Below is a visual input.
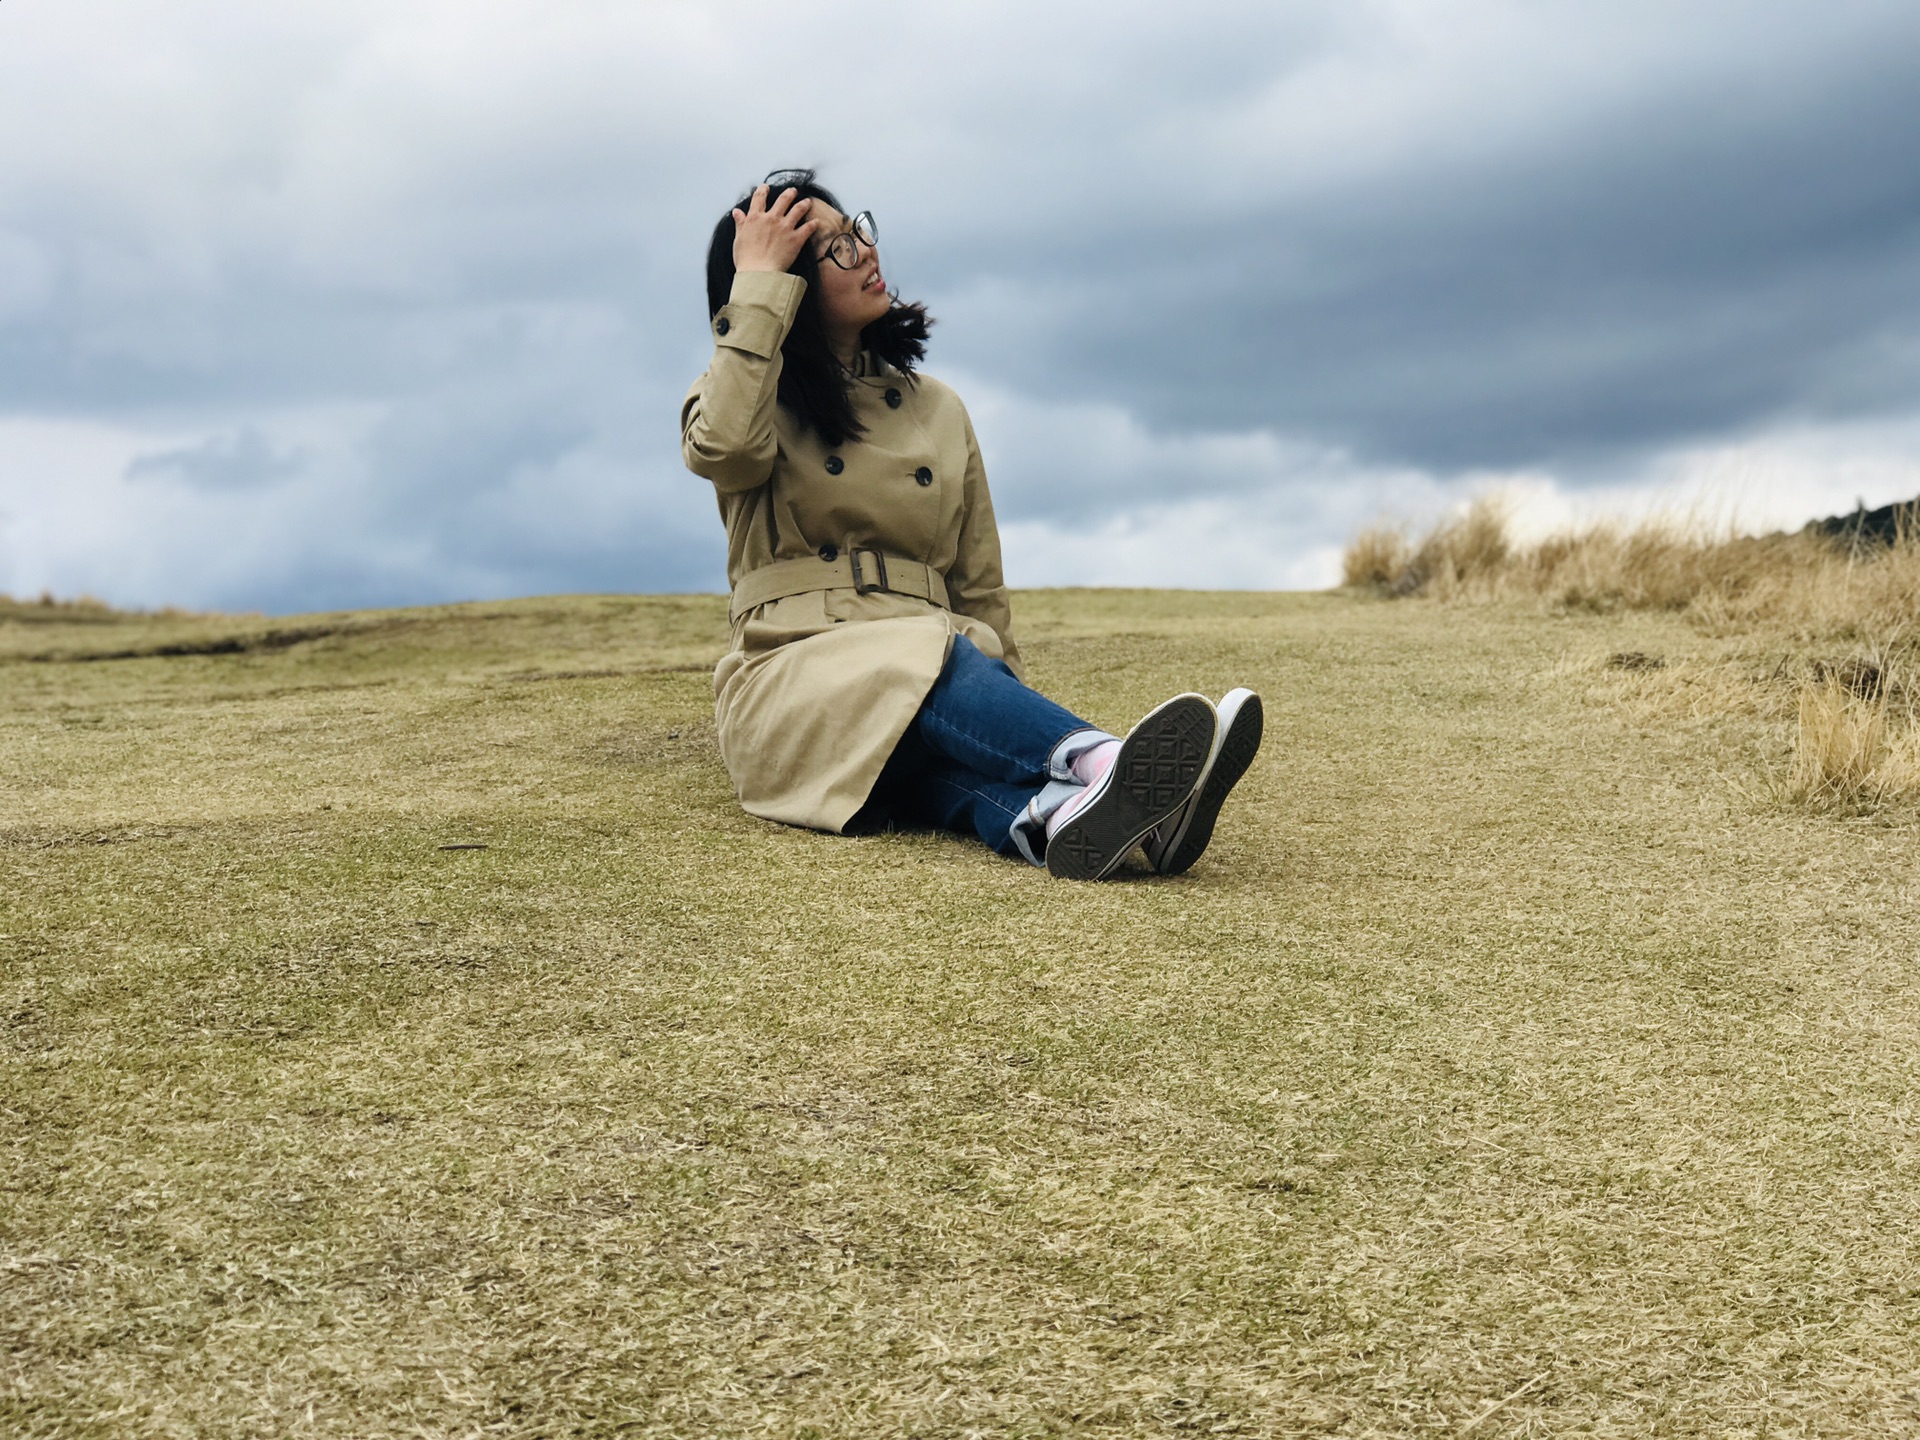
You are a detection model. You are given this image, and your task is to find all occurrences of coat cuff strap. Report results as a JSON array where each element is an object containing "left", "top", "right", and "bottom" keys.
[{"left": 713, "top": 271, "right": 806, "bottom": 359}]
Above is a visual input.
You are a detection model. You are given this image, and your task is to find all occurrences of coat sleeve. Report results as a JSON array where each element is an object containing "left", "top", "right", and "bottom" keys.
[
  {"left": 681, "top": 270, "right": 806, "bottom": 494},
  {"left": 949, "top": 407, "right": 1025, "bottom": 681}
]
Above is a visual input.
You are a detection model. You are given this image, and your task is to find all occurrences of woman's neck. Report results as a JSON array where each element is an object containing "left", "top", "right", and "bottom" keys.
[{"left": 827, "top": 324, "right": 862, "bottom": 371}]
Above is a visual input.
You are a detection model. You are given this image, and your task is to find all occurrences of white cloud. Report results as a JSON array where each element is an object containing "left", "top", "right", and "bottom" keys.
[
  {"left": 988, "top": 405, "right": 1920, "bottom": 591},
  {"left": 1509, "top": 419, "right": 1920, "bottom": 541},
  {"left": 0, "top": 405, "right": 724, "bottom": 611}
]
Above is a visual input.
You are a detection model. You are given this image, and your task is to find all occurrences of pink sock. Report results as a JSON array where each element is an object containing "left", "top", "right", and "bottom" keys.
[
  {"left": 1047, "top": 739, "right": 1122, "bottom": 841},
  {"left": 1069, "top": 739, "right": 1120, "bottom": 787}
]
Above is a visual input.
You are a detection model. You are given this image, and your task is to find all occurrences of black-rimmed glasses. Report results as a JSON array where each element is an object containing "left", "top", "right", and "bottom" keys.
[{"left": 818, "top": 211, "right": 878, "bottom": 270}]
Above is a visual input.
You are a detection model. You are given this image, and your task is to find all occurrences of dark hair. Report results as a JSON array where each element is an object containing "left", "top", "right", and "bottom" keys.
[{"left": 705, "top": 168, "right": 933, "bottom": 448}]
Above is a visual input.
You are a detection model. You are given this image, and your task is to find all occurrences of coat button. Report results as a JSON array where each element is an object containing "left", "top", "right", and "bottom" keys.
[
  {"left": 818, "top": 543, "right": 838, "bottom": 562},
  {"left": 885, "top": 387, "right": 902, "bottom": 409},
  {"left": 825, "top": 455, "right": 844, "bottom": 475},
  {"left": 914, "top": 466, "right": 933, "bottom": 487},
  {"left": 715, "top": 317, "right": 730, "bottom": 336}
]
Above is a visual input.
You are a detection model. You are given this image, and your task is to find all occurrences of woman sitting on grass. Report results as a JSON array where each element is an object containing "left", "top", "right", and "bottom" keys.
[{"left": 681, "top": 169, "right": 1262, "bottom": 879}]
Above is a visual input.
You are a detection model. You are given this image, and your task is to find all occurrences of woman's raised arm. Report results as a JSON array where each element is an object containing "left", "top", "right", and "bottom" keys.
[
  {"left": 681, "top": 269, "right": 805, "bottom": 493},
  {"left": 681, "top": 185, "right": 819, "bottom": 493}
]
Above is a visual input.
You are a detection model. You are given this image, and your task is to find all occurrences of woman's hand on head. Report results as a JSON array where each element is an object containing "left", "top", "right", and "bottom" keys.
[{"left": 732, "top": 184, "right": 817, "bottom": 275}]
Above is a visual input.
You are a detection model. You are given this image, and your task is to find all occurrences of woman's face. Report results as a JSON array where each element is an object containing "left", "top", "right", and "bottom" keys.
[{"left": 808, "top": 204, "right": 891, "bottom": 339}]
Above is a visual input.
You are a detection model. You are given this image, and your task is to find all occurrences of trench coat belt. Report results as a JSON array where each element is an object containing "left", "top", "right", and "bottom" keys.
[{"left": 728, "top": 549, "right": 952, "bottom": 622}]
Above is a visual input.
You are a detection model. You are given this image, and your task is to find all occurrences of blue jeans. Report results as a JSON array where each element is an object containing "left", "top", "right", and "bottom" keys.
[{"left": 861, "top": 635, "right": 1100, "bottom": 859}]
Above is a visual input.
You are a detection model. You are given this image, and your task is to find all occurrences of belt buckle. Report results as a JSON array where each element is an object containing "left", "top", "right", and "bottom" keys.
[{"left": 849, "top": 548, "right": 889, "bottom": 596}]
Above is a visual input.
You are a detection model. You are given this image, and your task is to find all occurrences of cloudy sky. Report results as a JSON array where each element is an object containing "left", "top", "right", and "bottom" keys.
[{"left": 4, "top": 0, "right": 1919, "bottom": 611}]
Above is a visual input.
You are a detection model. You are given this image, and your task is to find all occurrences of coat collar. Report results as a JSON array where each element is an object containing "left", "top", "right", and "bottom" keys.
[{"left": 849, "top": 351, "right": 903, "bottom": 383}]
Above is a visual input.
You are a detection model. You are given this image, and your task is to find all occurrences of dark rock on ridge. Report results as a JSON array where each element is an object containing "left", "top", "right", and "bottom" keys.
[{"left": 1807, "top": 496, "right": 1919, "bottom": 548}]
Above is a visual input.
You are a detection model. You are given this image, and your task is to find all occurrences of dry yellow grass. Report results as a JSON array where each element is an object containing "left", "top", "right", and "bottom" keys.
[
  {"left": 1789, "top": 673, "right": 1920, "bottom": 808},
  {"left": 1347, "top": 499, "right": 1920, "bottom": 806},
  {"left": 1337, "top": 526, "right": 1410, "bottom": 589},
  {"left": 0, "top": 593, "right": 205, "bottom": 625},
  {"left": 0, "top": 592, "right": 119, "bottom": 619},
  {"left": 1791, "top": 681, "right": 1885, "bottom": 803},
  {"left": 1345, "top": 497, "right": 1920, "bottom": 638},
  {"left": 7, "top": 591, "right": 1920, "bottom": 1436}
]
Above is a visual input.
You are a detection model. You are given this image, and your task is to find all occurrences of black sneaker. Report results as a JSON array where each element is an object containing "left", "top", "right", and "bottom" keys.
[
  {"left": 1143, "top": 688, "right": 1262, "bottom": 876},
  {"left": 1045, "top": 693, "right": 1216, "bottom": 881}
]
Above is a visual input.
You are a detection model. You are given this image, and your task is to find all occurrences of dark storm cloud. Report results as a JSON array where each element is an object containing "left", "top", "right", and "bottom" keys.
[
  {"left": 921, "top": 19, "right": 1920, "bottom": 477},
  {"left": 126, "top": 426, "right": 305, "bottom": 491}
]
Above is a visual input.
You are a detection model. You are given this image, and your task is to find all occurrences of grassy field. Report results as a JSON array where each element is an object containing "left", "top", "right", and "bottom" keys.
[{"left": 4, "top": 589, "right": 1918, "bottom": 1437}]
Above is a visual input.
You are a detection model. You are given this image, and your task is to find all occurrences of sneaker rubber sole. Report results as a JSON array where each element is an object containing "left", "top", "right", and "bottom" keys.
[
  {"left": 1145, "top": 688, "right": 1263, "bottom": 876},
  {"left": 1046, "top": 694, "right": 1216, "bottom": 881}
]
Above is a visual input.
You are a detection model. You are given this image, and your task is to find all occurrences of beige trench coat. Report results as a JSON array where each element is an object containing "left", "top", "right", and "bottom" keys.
[{"left": 681, "top": 269, "right": 1025, "bottom": 833}]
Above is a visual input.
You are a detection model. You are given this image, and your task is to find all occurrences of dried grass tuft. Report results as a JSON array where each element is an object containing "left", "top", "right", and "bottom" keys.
[
  {"left": 0, "top": 590, "right": 119, "bottom": 615},
  {"left": 1789, "top": 672, "right": 1920, "bottom": 806},
  {"left": 1401, "top": 495, "right": 1514, "bottom": 599},
  {"left": 1790, "top": 681, "right": 1887, "bottom": 805},
  {"left": 1348, "top": 498, "right": 1920, "bottom": 809},
  {"left": 1344, "top": 496, "right": 1920, "bottom": 643},
  {"left": 1340, "top": 525, "right": 1412, "bottom": 588},
  {"left": 0, "top": 591, "right": 207, "bottom": 626}
]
